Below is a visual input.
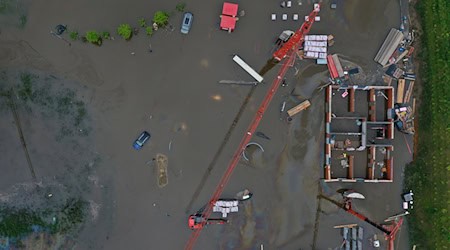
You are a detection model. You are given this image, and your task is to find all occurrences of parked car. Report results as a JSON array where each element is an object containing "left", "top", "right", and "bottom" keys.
[
  {"left": 181, "top": 12, "right": 193, "bottom": 34},
  {"left": 133, "top": 131, "right": 151, "bottom": 150}
]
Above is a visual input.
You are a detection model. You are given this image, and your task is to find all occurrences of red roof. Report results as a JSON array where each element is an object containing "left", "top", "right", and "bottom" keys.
[
  {"left": 222, "top": 2, "right": 238, "bottom": 17},
  {"left": 220, "top": 15, "right": 237, "bottom": 30}
]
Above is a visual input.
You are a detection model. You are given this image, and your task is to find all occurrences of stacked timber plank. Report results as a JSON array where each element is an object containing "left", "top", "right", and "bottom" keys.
[
  {"left": 287, "top": 100, "right": 311, "bottom": 117},
  {"left": 396, "top": 79, "right": 406, "bottom": 103},
  {"left": 404, "top": 81, "right": 414, "bottom": 103}
]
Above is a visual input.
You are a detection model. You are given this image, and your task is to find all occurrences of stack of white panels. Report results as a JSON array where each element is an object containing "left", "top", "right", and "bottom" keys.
[
  {"left": 305, "top": 41, "right": 327, "bottom": 47},
  {"left": 304, "top": 35, "right": 329, "bottom": 59},
  {"left": 305, "top": 35, "right": 328, "bottom": 41},
  {"left": 304, "top": 46, "right": 327, "bottom": 52}
]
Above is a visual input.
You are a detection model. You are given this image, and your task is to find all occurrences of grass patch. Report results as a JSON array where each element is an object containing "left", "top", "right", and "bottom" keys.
[
  {"left": 0, "top": 0, "right": 14, "bottom": 14},
  {"left": 404, "top": 0, "right": 450, "bottom": 249},
  {"left": 17, "top": 73, "right": 34, "bottom": 101},
  {"left": 18, "top": 14, "right": 26, "bottom": 28},
  {"left": 69, "top": 31, "right": 79, "bottom": 41},
  {"left": 15, "top": 72, "right": 90, "bottom": 138},
  {"left": 176, "top": 2, "right": 186, "bottom": 12},
  {"left": 51, "top": 198, "right": 86, "bottom": 234},
  {"left": 0, "top": 209, "right": 46, "bottom": 238},
  {"left": 0, "top": 198, "right": 87, "bottom": 238}
]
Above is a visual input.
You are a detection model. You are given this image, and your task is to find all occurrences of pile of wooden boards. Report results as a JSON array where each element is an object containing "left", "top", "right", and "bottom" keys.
[
  {"left": 287, "top": 100, "right": 311, "bottom": 117},
  {"left": 396, "top": 78, "right": 415, "bottom": 104}
]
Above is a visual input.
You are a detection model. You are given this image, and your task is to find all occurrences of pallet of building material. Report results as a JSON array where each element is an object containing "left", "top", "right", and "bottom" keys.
[
  {"left": 396, "top": 78, "right": 405, "bottom": 103},
  {"left": 156, "top": 153, "right": 168, "bottom": 188},
  {"left": 358, "top": 227, "right": 363, "bottom": 241},
  {"left": 334, "top": 223, "right": 358, "bottom": 229},
  {"left": 393, "top": 68, "right": 405, "bottom": 79},
  {"left": 287, "top": 100, "right": 311, "bottom": 117},
  {"left": 383, "top": 74, "right": 393, "bottom": 86},
  {"left": 404, "top": 81, "right": 414, "bottom": 103}
]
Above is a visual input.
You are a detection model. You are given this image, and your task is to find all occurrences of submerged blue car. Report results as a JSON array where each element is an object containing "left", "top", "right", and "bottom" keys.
[{"left": 133, "top": 131, "right": 151, "bottom": 150}]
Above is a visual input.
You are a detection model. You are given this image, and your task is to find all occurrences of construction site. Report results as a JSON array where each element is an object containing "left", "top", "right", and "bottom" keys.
[{"left": 0, "top": 0, "right": 420, "bottom": 249}]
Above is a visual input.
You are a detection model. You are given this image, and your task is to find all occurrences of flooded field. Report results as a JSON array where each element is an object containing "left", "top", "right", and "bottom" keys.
[{"left": 0, "top": 0, "right": 412, "bottom": 249}]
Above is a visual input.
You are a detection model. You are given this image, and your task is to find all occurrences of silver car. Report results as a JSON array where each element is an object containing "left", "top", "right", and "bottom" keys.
[{"left": 181, "top": 12, "right": 193, "bottom": 34}]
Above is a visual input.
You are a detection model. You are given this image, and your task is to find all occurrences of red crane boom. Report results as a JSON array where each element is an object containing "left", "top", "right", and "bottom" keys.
[
  {"left": 320, "top": 194, "right": 404, "bottom": 250},
  {"left": 184, "top": 7, "right": 320, "bottom": 250}
]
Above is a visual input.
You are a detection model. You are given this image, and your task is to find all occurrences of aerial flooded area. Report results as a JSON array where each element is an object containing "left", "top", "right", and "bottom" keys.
[{"left": 1, "top": 0, "right": 416, "bottom": 249}]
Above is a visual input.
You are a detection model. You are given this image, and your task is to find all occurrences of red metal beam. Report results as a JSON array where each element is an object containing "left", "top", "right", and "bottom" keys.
[
  {"left": 185, "top": 7, "right": 320, "bottom": 250},
  {"left": 327, "top": 54, "right": 339, "bottom": 79},
  {"left": 185, "top": 52, "right": 296, "bottom": 250}
]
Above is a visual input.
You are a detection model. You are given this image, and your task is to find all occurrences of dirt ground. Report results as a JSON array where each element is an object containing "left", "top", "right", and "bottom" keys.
[{"left": 0, "top": 0, "right": 414, "bottom": 249}]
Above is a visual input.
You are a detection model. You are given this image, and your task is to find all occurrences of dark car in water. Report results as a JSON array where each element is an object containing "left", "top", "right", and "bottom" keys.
[{"left": 133, "top": 131, "right": 151, "bottom": 150}]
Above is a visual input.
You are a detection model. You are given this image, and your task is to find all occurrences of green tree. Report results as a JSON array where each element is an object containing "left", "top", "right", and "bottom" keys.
[
  {"left": 176, "top": 2, "right": 186, "bottom": 12},
  {"left": 153, "top": 11, "right": 169, "bottom": 27},
  {"left": 70, "top": 31, "right": 79, "bottom": 41},
  {"left": 85, "top": 31, "right": 101, "bottom": 45},
  {"left": 146, "top": 26, "right": 153, "bottom": 36},
  {"left": 101, "top": 31, "right": 110, "bottom": 40},
  {"left": 138, "top": 18, "right": 147, "bottom": 28},
  {"left": 117, "top": 24, "right": 132, "bottom": 40}
]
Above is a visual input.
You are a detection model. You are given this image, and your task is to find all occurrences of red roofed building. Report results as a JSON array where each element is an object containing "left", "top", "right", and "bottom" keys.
[{"left": 220, "top": 2, "right": 239, "bottom": 32}]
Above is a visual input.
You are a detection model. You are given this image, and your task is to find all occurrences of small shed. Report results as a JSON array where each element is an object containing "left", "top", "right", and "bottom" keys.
[
  {"left": 220, "top": 2, "right": 239, "bottom": 32},
  {"left": 222, "top": 2, "right": 238, "bottom": 17},
  {"left": 220, "top": 15, "right": 237, "bottom": 32}
]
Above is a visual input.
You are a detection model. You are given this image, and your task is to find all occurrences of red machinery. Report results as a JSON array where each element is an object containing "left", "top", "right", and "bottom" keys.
[
  {"left": 273, "top": 9, "right": 319, "bottom": 61},
  {"left": 184, "top": 6, "right": 320, "bottom": 250},
  {"left": 188, "top": 214, "right": 228, "bottom": 229},
  {"left": 321, "top": 194, "right": 404, "bottom": 250}
]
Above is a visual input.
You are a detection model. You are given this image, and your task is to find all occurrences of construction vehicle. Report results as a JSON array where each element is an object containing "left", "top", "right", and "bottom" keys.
[
  {"left": 188, "top": 214, "right": 228, "bottom": 229},
  {"left": 184, "top": 6, "right": 320, "bottom": 250},
  {"left": 188, "top": 190, "right": 253, "bottom": 229},
  {"left": 275, "top": 30, "right": 295, "bottom": 46},
  {"left": 320, "top": 192, "right": 404, "bottom": 250}
]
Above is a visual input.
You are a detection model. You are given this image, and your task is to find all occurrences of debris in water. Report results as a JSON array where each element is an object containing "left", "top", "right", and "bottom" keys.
[
  {"left": 211, "top": 94, "right": 222, "bottom": 101},
  {"left": 280, "top": 101, "right": 286, "bottom": 112},
  {"left": 156, "top": 153, "right": 168, "bottom": 188},
  {"left": 256, "top": 132, "right": 271, "bottom": 140}
]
